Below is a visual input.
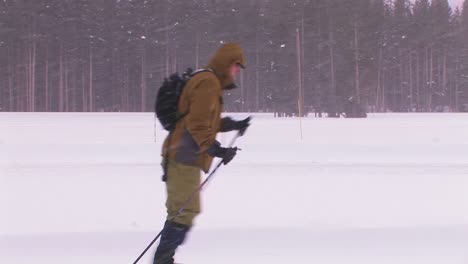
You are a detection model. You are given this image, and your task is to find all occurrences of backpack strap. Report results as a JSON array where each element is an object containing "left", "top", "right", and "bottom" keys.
[
  {"left": 190, "top": 68, "right": 214, "bottom": 77},
  {"left": 177, "top": 68, "right": 214, "bottom": 121}
]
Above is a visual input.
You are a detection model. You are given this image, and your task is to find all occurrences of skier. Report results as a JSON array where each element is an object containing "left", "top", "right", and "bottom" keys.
[{"left": 153, "top": 43, "right": 251, "bottom": 264}]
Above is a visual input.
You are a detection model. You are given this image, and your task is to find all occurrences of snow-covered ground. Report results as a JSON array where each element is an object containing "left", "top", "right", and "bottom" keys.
[{"left": 1, "top": 113, "right": 468, "bottom": 264}]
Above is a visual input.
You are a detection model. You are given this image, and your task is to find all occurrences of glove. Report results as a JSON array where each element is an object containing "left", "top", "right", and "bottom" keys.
[
  {"left": 207, "top": 141, "right": 238, "bottom": 165},
  {"left": 220, "top": 116, "right": 251, "bottom": 136},
  {"left": 236, "top": 116, "right": 251, "bottom": 136}
]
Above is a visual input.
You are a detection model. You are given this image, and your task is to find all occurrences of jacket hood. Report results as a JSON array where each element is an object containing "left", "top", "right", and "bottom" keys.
[{"left": 206, "top": 43, "right": 246, "bottom": 90}]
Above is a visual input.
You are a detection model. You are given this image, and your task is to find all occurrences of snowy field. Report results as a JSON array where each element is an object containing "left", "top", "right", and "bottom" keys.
[{"left": 1, "top": 112, "right": 468, "bottom": 264}]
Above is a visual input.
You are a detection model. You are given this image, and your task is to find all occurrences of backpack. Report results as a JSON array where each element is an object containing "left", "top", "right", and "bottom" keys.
[{"left": 154, "top": 68, "right": 211, "bottom": 132}]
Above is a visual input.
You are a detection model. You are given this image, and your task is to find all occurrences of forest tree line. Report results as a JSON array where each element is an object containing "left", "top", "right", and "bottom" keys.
[{"left": 1, "top": 0, "right": 468, "bottom": 113}]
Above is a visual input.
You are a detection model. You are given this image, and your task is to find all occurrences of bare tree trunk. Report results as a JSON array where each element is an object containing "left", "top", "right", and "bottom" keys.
[
  {"left": 72, "top": 62, "right": 76, "bottom": 112},
  {"left": 437, "top": 52, "right": 440, "bottom": 91},
  {"left": 399, "top": 49, "right": 404, "bottom": 111},
  {"left": 173, "top": 45, "right": 177, "bottom": 73},
  {"left": 240, "top": 67, "right": 244, "bottom": 112},
  {"left": 301, "top": 13, "right": 305, "bottom": 112},
  {"left": 8, "top": 58, "right": 14, "bottom": 111},
  {"left": 15, "top": 49, "right": 20, "bottom": 111},
  {"left": 89, "top": 45, "right": 93, "bottom": 112},
  {"left": 125, "top": 66, "right": 130, "bottom": 111},
  {"left": 409, "top": 51, "right": 413, "bottom": 112},
  {"left": 29, "top": 39, "right": 33, "bottom": 111},
  {"left": 6, "top": 47, "right": 10, "bottom": 110},
  {"left": 117, "top": 60, "right": 122, "bottom": 112},
  {"left": 65, "top": 53, "right": 69, "bottom": 112},
  {"left": 416, "top": 51, "right": 420, "bottom": 111},
  {"left": 195, "top": 31, "right": 200, "bottom": 69},
  {"left": 21, "top": 44, "right": 26, "bottom": 111},
  {"left": 120, "top": 64, "right": 125, "bottom": 112},
  {"left": 354, "top": 14, "right": 360, "bottom": 103},
  {"left": 21, "top": 49, "right": 25, "bottom": 111},
  {"left": 6, "top": 47, "right": 11, "bottom": 110},
  {"left": 165, "top": 20, "right": 169, "bottom": 77},
  {"left": 31, "top": 36, "right": 36, "bottom": 112},
  {"left": 382, "top": 69, "right": 386, "bottom": 112},
  {"left": 111, "top": 46, "right": 117, "bottom": 111},
  {"left": 296, "top": 27, "right": 303, "bottom": 117},
  {"left": 255, "top": 33, "right": 260, "bottom": 111},
  {"left": 82, "top": 66, "right": 87, "bottom": 112},
  {"left": 428, "top": 46, "right": 433, "bottom": 111},
  {"left": 14, "top": 47, "right": 19, "bottom": 111},
  {"left": 45, "top": 46, "right": 49, "bottom": 111},
  {"left": 423, "top": 46, "right": 428, "bottom": 111},
  {"left": 329, "top": 13, "right": 336, "bottom": 110},
  {"left": 1, "top": 75, "right": 3, "bottom": 109},
  {"left": 315, "top": 8, "right": 323, "bottom": 116},
  {"left": 121, "top": 65, "right": 126, "bottom": 112},
  {"left": 140, "top": 51, "right": 146, "bottom": 112},
  {"left": 455, "top": 55, "right": 459, "bottom": 111},
  {"left": 376, "top": 47, "right": 382, "bottom": 111},
  {"left": 442, "top": 49, "right": 447, "bottom": 110},
  {"left": 26, "top": 40, "right": 30, "bottom": 111},
  {"left": 0, "top": 68, "right": 3, "bottom": 108},
  {"left": 59, "top": 42, "right": 64, "bottom": 112}
]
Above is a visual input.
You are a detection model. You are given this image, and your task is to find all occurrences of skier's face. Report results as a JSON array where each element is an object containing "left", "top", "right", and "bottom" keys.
[{"left": 228, "top": 63, "right": 242, "bottom": 79}]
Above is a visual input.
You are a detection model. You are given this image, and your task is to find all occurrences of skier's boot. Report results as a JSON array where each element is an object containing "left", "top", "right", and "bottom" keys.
[{"left": 153, "top": 221, "right": 190, "bottom": 264}]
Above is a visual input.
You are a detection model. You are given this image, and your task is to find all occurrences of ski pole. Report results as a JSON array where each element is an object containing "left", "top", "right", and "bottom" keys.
[{"left": 132, "top": 132, "right": 241, "bottom": 264}]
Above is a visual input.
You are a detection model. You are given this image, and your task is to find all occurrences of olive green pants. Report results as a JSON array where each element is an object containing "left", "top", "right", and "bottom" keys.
[{"left": 165, "top": 159, "right": 201, "bottom": 226}]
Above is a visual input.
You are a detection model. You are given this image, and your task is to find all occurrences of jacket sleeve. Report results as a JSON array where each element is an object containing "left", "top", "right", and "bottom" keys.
[
  {"left": 185, "top": 78, "right": 219, "bottom": 152},
  {"left": 219, "top": 117, "right": 237, "bottom": 132}
]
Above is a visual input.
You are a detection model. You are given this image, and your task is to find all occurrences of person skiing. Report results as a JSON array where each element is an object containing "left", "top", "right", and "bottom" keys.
[{"left": 153, "top": 43, "right": 251, "bottom": 264}]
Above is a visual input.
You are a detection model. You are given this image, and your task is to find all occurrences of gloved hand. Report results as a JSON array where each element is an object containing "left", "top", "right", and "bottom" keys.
[
  {"left": 220, "top": 116, "right": 251, "bottom": 136},
  {"left": 207, "top": 141, "right": 238, "bottom": 165},
  {"left": 236, "top": 116, "right": 251, "bottom": 136}
]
